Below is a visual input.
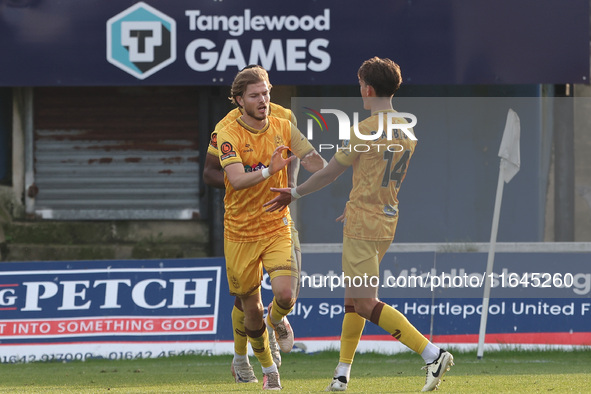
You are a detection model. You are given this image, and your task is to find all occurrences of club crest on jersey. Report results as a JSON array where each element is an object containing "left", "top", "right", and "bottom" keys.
[
  {"left": 220, "top": 141, "right": 236, "bottom": 160},
  {"left": 383, "top": 204, "right": 398, "bottom": 217},
  {"left": 274, "top": 135, "right": 283, "bottom": 146},
  {"left": 339, "top": 139, "right": 351, "bottom": 156}
]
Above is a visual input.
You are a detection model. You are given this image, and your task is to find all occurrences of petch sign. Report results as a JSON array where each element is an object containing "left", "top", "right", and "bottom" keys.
[{"left": 0, "top": 259, "right": 221, "bottom": 362}]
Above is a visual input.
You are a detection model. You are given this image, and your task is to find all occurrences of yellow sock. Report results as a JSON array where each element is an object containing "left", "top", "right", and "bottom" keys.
[
  {"left": 269, "top": 298, "right": 293, "bottom": 326},
  {"left": 370, "top": 302, "right": 428, "bottom": 354},
  {"left": 246, "top": 323, "right": 273, "bottom": 368},
  {"left": 232, "top": 304, "right": 248, "bottom": 356},
  {"left": 339, "top": 306, "right": 365, "bottom": 364}
]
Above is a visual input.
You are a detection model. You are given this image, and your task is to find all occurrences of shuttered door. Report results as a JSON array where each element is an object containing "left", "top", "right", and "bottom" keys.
[{"left": 33, "top": 86, "right": 200, "bottom": 220}]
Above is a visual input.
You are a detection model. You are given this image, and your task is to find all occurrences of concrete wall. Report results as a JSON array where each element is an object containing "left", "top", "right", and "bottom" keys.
[
  {"left": 574, "top": 85, "right": 591, "bottom": 241},
  {"left": 544, "top": 85, "right": 591, "bottom": 242}
]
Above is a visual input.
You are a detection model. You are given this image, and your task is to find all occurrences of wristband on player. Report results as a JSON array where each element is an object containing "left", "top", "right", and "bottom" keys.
[
  {"left": 291, "top": 187, "right": 302, "bottom": 200},
  {"left": 261, "top": 167, "right": 271, "bottom": 179}
]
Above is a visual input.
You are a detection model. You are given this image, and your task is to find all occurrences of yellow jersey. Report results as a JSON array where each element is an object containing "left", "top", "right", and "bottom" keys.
[
  {"left": 207, "top": 103, "right": 295, "bottom": 156},
  {"left": 217, "top": 116, "right": 313, "bottom": 242},
  {"left": 334, "top": 110, "right": 417, "bottom": 241}
]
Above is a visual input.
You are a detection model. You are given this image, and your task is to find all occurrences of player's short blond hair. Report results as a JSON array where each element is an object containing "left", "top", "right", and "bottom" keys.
[
  {"left": 229, "top": 65, "right": 273, "bottom": 107},
  {"left": 358, "top": 57, "right": 402, "bottom": 97}
]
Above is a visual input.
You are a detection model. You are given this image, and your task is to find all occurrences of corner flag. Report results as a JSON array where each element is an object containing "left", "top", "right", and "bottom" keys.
[
  {"left": 477, "top": 109, "right": 521, "bottom": 359},
  {"left": 498, "top": 109, "right": 521, "bottom": 183}
]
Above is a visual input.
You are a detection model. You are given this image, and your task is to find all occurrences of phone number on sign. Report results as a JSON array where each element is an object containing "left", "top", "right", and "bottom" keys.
[{"left": 0, "top": 349, "right": 213, "bottom": 364}]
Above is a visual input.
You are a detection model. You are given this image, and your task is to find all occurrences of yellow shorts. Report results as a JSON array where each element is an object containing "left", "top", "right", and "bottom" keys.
[
  {"left": 225, "top": 230, "right": 298, "bottom": 297},
  {"left": 342, "top": 236, "right": 392, "bottom": 279},
  {"left": 290, "top": 226, "right": 302, "bottom": 297},
  {"left": 291, "top": 225, "right": 301, "bottom": 271}
]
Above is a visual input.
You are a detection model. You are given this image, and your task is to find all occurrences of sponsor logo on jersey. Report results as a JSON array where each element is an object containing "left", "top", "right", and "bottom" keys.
[
  {"left": 244, "top": 162, "right": 267, "bottom": 173},
  {"left": 242, "top": 143, "right": 253, "bottom": 153}
]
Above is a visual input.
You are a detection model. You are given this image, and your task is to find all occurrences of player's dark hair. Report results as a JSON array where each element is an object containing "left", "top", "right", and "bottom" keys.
[
  {"left": 358, "top": 57, "right": 402, "bottom": 97},
  {"left": 229, "top": 65, "right": 272, "bottom": 107}
]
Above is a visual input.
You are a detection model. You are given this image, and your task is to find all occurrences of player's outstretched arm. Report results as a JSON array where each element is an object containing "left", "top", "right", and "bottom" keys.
[
  {"left": 287, "top": 151, "right": 300, "bottom": 189},
  {"left": 289, "top": 126, "right": 326, "bottom": 173},
  {"left": 300, "top": 150, "right": 327, "bottom": 173},
  {"left": 264, "top": 188, "right": 296, "bottom": 212},
  {"left": 260, "top": 152, "right": 301, "bottom": 212},
  {"left": 203, "top": 153, "right": 225, "bottom": 189},
  {"left": 264, "top": 151, "right": 301, "bottom": 213},
  {"left": 225, "top": 146, "right": 295, "bottom": 191},
  {"left": 264, "top": 157, "right": 347, "bottom": 212}
]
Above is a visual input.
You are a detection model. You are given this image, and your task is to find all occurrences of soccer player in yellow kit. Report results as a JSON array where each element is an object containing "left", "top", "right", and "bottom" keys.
[
  {"left": 265, "top": 57, "right": 454, "bottom": 392},
  {"left": 203, "top": 101, "right": 303, "bottom": 383},
  {"left": 216, "top": 65, "right": 325, "bottom": 390}
]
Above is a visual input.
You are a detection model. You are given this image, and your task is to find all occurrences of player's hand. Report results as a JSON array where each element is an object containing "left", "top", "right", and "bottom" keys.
[
  {"left": 264, "top": 188, "right": 293, "bottom": 212},
  {"left": 301, "top": 151, "right": 327, "bottom": 173},
  {"left": 269, "top": 146, "right": 296, "bottom": 175},
  {"left": 336, "top": 206, "right": 346, "bottom": 222}
]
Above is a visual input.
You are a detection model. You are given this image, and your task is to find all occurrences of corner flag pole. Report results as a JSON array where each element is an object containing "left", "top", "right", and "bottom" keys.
[
  {"left": 477, "top": 170, "right": 505, "bottom": 359},
  {"left": 477, "top": 109, "right": 520, "bottom": 359}
]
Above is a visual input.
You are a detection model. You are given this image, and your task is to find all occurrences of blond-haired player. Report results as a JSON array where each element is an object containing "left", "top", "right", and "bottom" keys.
[
  {"left": 203, "top": 100, "right": 301, "bottom": 383},
  {"left": 265, "top": 57, "right": 454, "bottom": 392},
  {"left": 216, "top": 65, "right": 325, "bottom": 390}
]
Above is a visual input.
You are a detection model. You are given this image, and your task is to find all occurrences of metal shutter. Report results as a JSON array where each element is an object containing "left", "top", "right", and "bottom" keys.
[{"left": 32, "top": 86, "right": 200, "bottom": 220}]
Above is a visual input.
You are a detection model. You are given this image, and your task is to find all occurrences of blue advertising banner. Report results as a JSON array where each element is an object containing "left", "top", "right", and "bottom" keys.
[
  {"left": 0, "top": 259, "right": 226, "bottom": 362},
  {"left": 0, "top": 260, "right": 222, "bottom": 342},
  {"left": 1, "top": 253, "right": 589, "bottom": 363},
  {"left": 0, "top": 0, "right": 588, "bottom": 86}
]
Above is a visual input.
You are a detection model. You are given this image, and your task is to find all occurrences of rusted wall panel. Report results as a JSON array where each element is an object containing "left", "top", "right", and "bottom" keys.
[{"left": 32, "top": 87, "right": 200, "bottom": 219}]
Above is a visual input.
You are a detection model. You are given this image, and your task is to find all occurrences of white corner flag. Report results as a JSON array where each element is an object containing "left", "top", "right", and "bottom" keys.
[
  {"left": 498, "top": 109, "right": 521, "bottom": 183},
  {"left": 477, "top": 109, "right": 520, "bottom": 359}
]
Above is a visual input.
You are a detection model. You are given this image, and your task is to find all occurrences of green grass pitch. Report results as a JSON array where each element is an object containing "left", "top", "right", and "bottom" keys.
[{"left": 1, "top": 349, "right": 589, "bottom": 392}]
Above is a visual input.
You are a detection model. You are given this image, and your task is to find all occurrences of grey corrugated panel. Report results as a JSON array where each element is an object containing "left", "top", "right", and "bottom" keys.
[
  {"left": 33, "top": 134, "right": 200, "bottom": 219},
  {"left": 37, "top": 188, "right": 199, "bottom": 196},
  {"left": 35, "top": 167, "right": 198, "bottom": 175},
  {"left": 301, "top": 243, "right": 591, "bottom": 253},
  {"left": 35, "top": 199, "right": 199, "bottom": 208},
  {"left": 35, "top": 209, "right": 199, "bottom": 220},
  {"left": 36, "top": 177, "right": 196, "bottom": 185},
  {"left": 33, "top": 86, "right": 201, "bottom": 220}
]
